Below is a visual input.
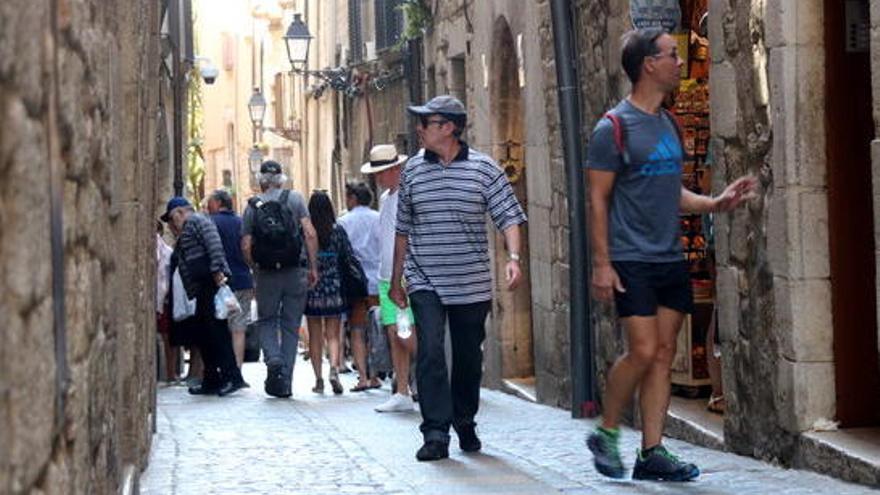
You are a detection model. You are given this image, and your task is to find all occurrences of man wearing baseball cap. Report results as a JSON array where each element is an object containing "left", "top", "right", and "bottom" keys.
[
  {"left": 241, "top": 160, "right": 319, "bottom": 398},
  {"left": 161, "top": 196, "right": 245, "bottom": 396},
  {"left": 389, "top": 96, "right": 528, "bottom": 461}
]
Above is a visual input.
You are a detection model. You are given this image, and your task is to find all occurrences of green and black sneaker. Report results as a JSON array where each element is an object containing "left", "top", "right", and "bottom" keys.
[
  {"left": 586, "top": 427, "right": 625, "bottom": 479},
  {"left": 632, "top": 444, "right": 700, "bottom": 482}
]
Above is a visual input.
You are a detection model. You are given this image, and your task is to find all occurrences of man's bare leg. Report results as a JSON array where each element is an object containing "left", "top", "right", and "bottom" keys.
[
  {"left": 637, "top": 306, "right": 684, "bottom": 448},
  {"left": 600, "top": 316, "right": 660, "bottom": 429}
]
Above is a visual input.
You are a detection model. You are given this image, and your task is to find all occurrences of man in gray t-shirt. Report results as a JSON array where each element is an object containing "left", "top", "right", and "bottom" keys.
[
  {"left": 241, "top": 160, "right": 318, "bottom": 398},
  {"left": 585, "top": 28, "right": 757, "bottom": 482}
]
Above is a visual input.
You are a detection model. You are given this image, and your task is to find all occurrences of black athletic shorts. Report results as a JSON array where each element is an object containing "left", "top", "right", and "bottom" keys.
[{"left": 611, "top": 261, "right": 694, "bottom": 317}]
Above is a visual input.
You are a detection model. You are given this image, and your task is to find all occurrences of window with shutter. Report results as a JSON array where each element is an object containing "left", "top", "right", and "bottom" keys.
[{"left": 375, "top": 0, "right": 404, "bottom": 52}]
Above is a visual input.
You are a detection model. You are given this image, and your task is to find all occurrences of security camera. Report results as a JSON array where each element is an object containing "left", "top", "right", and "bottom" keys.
[{"left": 200, "top": 64, "right": 219, "bottom": 85}]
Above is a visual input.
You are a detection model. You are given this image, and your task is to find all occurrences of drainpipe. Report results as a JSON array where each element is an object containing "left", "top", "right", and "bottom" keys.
[{"left": 549, "top": 0, "right": 597, "bottom": 418}]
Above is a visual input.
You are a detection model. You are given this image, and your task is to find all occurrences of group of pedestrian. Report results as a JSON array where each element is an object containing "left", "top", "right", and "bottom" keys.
[{"left": 153, "top": 26, "right": 759, "bottom": 483}]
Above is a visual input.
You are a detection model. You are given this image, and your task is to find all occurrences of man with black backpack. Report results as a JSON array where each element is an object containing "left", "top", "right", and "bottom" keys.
[{"left": 242, "top": 160, "right": 318, "bottom": 398}]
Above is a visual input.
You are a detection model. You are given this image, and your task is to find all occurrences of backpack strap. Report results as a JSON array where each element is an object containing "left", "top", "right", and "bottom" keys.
[
  {"left": 280, "top": 189, "right": 290, "bottom": 205},
  {"left": 248, "top": 196, "right": 262, "bottom": 209},
  {"left": 604, "top": 112, "right": 631, "bottom": 166},
  {"left": 660, "top": 108, "right": 687, "bottom": 158}
]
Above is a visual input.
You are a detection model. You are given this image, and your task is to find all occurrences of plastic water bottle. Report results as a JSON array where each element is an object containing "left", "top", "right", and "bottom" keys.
[{"left": 396, "top": 311, "right": 412, "bottom": 339}]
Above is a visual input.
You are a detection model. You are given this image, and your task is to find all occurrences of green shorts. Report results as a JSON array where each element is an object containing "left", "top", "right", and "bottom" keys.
[{"left": 378, "top": 280, "right": 415, "bottom": 327}]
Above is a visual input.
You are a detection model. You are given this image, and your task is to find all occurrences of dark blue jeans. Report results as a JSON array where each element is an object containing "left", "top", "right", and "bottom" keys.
[{"left": 409, "top": 290, "right": 491, "bottom": 444}]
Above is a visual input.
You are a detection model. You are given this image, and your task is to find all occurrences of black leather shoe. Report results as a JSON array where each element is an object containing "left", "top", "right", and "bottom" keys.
[
  {"left": 218, "top": 380, "right": 245, "bottom": 397},
  {"left": 188, "top": 384, "right": 219, "bottom": 395},
  {"left": 416, "top": 441, "right": 449, "bottom": 462},
  {"left": 456, "top": 427, "right": 482, "bottom": 453}
]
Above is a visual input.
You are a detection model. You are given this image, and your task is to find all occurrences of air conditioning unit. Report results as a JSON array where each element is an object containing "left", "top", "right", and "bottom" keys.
[{"left": 364, "top": 41, "right": 376, "bottom": 61}]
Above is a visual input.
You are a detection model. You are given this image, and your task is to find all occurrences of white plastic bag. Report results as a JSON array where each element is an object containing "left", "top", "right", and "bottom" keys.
[
  {"left": 249, "top": 298, "right": 258, "bottom": 324},
  {"left": 172, "top": 268, "right": 197, "bottom": 321},
  {"left": 214, "top": 284, "right": 241, "bottom": 320}
]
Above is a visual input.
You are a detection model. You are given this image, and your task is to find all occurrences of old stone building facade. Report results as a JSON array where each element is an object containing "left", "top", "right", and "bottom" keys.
[
  {"left": 228, "top": 0, "right": 879, "bottom": 486},
  {"left": 393, "top": 0, "right": 880, "bottom": 486},
  {"left": 0, "top": 0, "right": 176, "bottom": 492}
]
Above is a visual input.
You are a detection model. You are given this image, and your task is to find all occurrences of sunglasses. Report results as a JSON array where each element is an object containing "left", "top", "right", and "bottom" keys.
[{"left": 418, "top": 115, "right": 449, "bottom": 128}]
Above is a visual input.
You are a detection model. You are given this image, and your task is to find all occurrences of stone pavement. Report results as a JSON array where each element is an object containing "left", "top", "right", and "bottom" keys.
[{"left": 140, "top": 361, "right": 876, "bottom": 494}]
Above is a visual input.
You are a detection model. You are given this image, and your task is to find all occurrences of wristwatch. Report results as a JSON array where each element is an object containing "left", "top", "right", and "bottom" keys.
[{"left": 508, "top": 253, "right": 521, "bottom": 262}]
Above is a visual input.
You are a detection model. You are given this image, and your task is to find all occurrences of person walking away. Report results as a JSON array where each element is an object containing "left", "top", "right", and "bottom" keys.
[
  {"left": 304, "top": 191, "right": 357, "bottom": 395},
  {"left": 338, "top": 182, "right": 382, "bottom": 392},
  {"left": 242, "top": 160, "right": 319, "bottom": 398},
  {"left": 389, "top": 95, "right": 528, "bottom": 461},
  {"left": 361, "top": 144, "right": 417, "bottom": 412},
  {"left": 207, "top": 189, "right": 254, "bottom": 370},
  {"left": 585, "top": 27, "right": 757, "bottom": 482},
  {"left": 161, "top": 196, "right": 245, "bottom": 396}
]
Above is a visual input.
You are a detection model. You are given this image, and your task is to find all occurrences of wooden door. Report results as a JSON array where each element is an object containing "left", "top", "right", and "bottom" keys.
[{"left": 825, "top": 0, "right": 880, "bottom": 427}]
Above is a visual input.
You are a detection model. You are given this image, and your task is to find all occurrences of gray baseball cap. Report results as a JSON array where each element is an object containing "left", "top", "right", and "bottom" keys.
[{"left": 407, "top": 95, "right": 467, "bottom": 116}]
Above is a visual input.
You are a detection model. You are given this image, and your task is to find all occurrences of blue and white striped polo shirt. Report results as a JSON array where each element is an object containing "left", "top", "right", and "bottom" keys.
[{"left": 396, "top": 144, "right": 527, "bottom": 305}]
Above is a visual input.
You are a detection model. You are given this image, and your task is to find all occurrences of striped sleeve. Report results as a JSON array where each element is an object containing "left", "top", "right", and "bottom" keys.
[
  {"left": 396, "top": 165, "right": 413, "bottom": 236},
  {"left": 483, "top": 164, "right": 527, "bottom": 231}
]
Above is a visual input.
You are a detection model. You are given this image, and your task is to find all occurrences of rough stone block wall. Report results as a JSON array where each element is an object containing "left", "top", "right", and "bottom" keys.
[
  {"left": 711, "top": 0, "right": 794, "bottom": 462},
  {"left": 0, "top": 1, "right": 162, "bottom": 493}
]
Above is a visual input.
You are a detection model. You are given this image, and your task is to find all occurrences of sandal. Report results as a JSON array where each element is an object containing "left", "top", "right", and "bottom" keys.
[
  {"left": 350, "top": 383, "right": 371, "bottom": 392},
  {"left": 329, "top": 368, "right": 343, "bottom": 395},
  {"left": 707, "top": 394, "right": 726, "bottom": 414},
  {"left": 312, "top": 378, "right": 324, "bottom": 394}
]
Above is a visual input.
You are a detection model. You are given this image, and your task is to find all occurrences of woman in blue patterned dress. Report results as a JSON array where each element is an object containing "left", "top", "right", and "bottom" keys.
[{"left": 304, "top": 191, "right": 352, "bottom": 395}]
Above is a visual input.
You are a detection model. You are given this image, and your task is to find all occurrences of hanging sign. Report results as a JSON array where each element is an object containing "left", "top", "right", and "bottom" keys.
[{"left": 630, "top": 0, "right": 682, "bottom": 32}]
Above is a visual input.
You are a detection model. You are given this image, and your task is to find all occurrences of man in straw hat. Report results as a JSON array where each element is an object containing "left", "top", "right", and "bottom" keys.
[
  {"left": 389, "top": 96, "right": 528, "bottom": 461},
  {"left": 361, "top": 144, "right": 418, "bottom": 413}
]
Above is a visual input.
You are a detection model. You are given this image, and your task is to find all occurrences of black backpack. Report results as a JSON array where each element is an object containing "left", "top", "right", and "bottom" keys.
[{"left": 248, "top": 190, "right": 302, "bottom": 270}]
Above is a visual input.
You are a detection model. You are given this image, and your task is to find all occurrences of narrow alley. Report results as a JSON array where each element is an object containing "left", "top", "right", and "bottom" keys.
[{"left": 140, "top": 363, "right": 871, "bottom": 495}]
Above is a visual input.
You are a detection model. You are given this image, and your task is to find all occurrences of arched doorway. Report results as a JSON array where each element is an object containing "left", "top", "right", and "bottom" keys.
[{"left": 489, "top": 17, "right": 535, "bottom": 394}]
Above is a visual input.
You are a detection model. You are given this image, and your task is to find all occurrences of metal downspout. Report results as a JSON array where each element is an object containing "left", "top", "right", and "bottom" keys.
[{"left": 549, "top": 0, "right": 597, "bottom": 418}]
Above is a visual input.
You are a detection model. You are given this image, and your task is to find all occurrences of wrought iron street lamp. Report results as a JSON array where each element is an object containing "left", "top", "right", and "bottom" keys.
[
  {"left": 248, "top": 146, "right": 264, "bottom": 174},
  {"left": 283, "top": 14, "right": 311, "bottom": 71},
  {"left": 247, "top": 87, "right": 267, "bottom": 127},
  {"left": 282, "top": 13, "right": 358, "bottom": 98}
]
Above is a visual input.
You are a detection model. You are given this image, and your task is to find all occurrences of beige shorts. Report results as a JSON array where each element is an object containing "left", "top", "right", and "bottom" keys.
[{"left": 228, "top": 288, "right": 254, "bottom": 332}]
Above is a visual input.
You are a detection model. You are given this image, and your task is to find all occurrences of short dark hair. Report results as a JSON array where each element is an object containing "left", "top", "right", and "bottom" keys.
[
  {"left": 345, "top": 181, "right": 373, "bottom": 206},
  {"left": 621, "top": 27, "right": 666, "bottom": 85},
  {"left": 209, "top": 189, "right": 234, "bottom": 210}
]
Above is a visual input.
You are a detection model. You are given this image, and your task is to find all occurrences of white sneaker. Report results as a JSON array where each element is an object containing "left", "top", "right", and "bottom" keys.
[{"left": 375, "top": 393, "right": 415, "bottom": 413}]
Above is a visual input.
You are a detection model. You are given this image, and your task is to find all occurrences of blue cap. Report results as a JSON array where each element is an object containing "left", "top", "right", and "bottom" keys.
[{"left": 160, "top": 196, "right": 192, "bottom": 222}]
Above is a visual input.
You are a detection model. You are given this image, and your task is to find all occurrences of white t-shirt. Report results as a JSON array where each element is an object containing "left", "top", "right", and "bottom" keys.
[
  {"left": 337, "top": 205, "right": 380, "bottom": 294},
  {"left": 376, "top": 188, "right": 399, "bottom": 281}
]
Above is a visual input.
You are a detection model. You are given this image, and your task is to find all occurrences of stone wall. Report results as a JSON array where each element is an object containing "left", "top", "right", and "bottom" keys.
[
  {"left": 0, "top": 1, "right": 163, "bottom": 493},
  {"left": 571, "top": 0, "right": 632, "bottom": 409}
]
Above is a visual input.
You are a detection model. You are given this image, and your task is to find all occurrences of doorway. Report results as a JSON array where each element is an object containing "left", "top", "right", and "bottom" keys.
[
  {"left": 489, "top": 18, "right": 535, "bottom": 394},
  {"left": 825, "top": 0, "right": 880, "bottom": 427}
]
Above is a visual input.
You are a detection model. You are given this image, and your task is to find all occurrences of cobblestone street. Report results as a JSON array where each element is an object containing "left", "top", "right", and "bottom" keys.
[{"left": 140, "top": 361, "right": 876, "bottom": 494}]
